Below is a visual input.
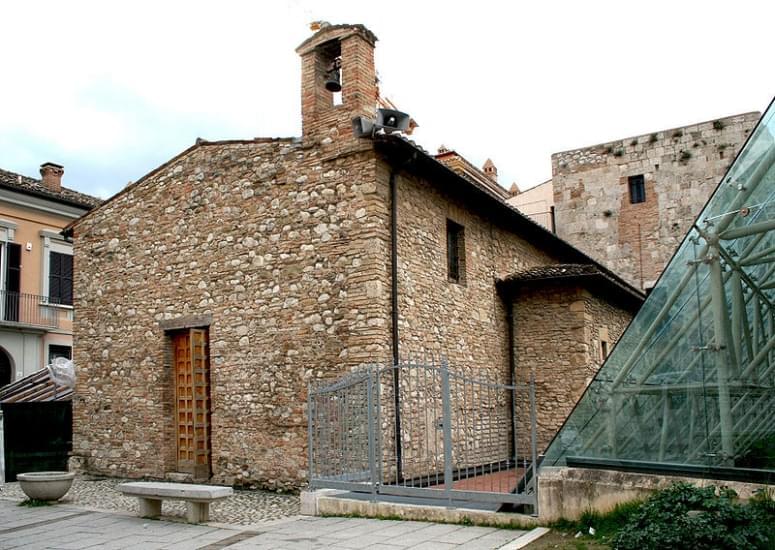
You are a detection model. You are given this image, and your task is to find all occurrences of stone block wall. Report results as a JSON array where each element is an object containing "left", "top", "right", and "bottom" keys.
[
  {"left": 512, "top": 283, "right": 634, "bottom": 452},
  {"left": 395, "top": 170, "right": 560, "bottom": 374},
  {"left": 389, "top": 170, "right": 567, "bottom": 472},
  {"left": 72, "top": 138, "right": 391, "bottom": 490},
  {"left": 552, "top": 112, "right": 760, "bottom": 289}
]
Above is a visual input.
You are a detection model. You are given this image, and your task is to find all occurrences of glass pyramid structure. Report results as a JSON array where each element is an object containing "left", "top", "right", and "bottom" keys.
[{"left": 545, "top": 100, "right": 775, "bottom": 480}]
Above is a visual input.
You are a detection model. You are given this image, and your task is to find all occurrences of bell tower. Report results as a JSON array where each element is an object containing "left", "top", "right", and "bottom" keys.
[{"left": 296, "top": 24, "right": 378, "bottom": 143}]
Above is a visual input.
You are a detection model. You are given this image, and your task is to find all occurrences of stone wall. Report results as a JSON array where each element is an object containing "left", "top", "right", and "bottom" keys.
[
  {"left": 388, "top": 169, "right": 566, "bottom": 476},
  {"left": 72, "top": 139, "right": 391, "bottom": 490},
  {"left": 512, "top": 283, "right": 634, "bottom": 452},
  {"left": 552, "top": 112, "right": 759, "bottom": 289},
  {"left": 538, "top": 466, "right": 771, "bottom": 521},
  {"left": 395, "top": 170, "right": 561, "bottom": 374},
  {"left": 71, "top": 22, "right": 642, "bottom": 491}
]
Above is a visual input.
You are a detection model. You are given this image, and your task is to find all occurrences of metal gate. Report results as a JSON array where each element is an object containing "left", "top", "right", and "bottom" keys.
[
  {"left": 308, "top": 358, "right": 538, "bottom": 511},
  {"left": 2, "top": 401, "right": 72, "bottom": 482}
]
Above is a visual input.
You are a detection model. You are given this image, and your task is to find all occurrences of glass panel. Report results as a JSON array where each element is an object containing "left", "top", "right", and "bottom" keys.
[{"left": 545, "top": 101, "right": 775, "bottom": 476}]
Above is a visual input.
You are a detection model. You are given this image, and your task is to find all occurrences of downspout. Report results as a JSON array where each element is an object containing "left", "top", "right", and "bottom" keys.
[
  {"left": 389, "top": 169, "right": 403, "bottom": 481},
  {"left": 504, "top": 290, "right": 517, "bottom": 462}
]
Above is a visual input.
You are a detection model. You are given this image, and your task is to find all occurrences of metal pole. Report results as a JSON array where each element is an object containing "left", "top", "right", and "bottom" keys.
[
  {"left": 708, "top": 242, "right": 735, "bottom": 462},
  {"left": 529, "top": 371, "right": 539, "bottom": 516},
  {"left": 366, "top": 366, "right": 377, "bottom": 501},
  {"left": 658, "top": 390, "right": 670, "bottom": 461},
  {"left": 375, "top": 364, "right": 383, "bottom": 488},
  {"left": 719, "top": 218, "right": 775, "bottom": 240},
  {"left": 307, "top": 381, "right": 314, "bottom": 490},
  {"left": 440, "top": 358, "right": 453, "bottom": 507}
]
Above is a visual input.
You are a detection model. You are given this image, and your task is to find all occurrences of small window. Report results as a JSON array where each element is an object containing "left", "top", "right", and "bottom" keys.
[
  {"left": 49, "top": 251, "right": 73, "bottom": 305},
  {"left": 628, "top": 175, "right": 646, "bottom": 204},
  {"left": 446, "top": 220, "right": 465, "bottom": 284},
  {"left": 601, "top": 340, "right": 609, "bottom": 360},
  {"left": 48, "top": 345, "right": 72, "bottom": 365}
]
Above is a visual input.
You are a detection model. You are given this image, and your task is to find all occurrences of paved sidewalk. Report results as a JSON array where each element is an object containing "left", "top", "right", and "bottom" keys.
[{"left": 0, "top": 499, "right": 531, "bottom": 549}]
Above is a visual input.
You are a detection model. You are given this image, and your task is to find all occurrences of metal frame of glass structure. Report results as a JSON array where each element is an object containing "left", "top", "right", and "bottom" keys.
[{"left": 545, "top": 99, "right": 775, "bottom": 480}]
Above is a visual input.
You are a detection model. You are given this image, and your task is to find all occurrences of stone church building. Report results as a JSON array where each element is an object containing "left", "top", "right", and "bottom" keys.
[{"left": 69, "top": 24, "right": 642, "bottom": 489}]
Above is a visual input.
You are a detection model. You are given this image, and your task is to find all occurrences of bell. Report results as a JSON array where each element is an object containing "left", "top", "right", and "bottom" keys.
[
  {"left": 324, "top": 58, "right": 342, "bottom": 92},
  {"left": 324, "top": 67, "right": 341, "bottom": 92}
]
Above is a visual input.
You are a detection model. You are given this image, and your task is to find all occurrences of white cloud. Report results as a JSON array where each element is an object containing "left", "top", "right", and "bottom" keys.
[{"left": 0, "top": 1, "right": 772, "bottom": 195}]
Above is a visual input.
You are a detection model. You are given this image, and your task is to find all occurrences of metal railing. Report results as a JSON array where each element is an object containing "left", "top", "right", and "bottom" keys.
[
  {"left": 309, "top": 358, "right": 538, "bottom": 512},
  {"left": 0, "top": 290, "right": 66, "bottom": 329}
]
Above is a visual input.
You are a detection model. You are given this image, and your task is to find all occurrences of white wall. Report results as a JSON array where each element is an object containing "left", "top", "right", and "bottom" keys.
[{"left": 0, "top": 329, "right": 42, "bottom": 381}]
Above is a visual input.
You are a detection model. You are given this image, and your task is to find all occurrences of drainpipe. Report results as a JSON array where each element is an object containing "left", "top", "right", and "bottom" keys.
[
  {"left": 504, "top": 291, "right": 518, "bottom": 462},
  {"left": 389, "top": 169, "right": 403, "bottom": 481}
]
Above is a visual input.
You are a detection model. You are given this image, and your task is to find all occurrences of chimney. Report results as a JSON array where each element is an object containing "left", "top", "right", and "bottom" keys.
[
  {"left": 296, "top": 24, "right": 378, "bottom": 142},
  {"left": 483, "top": 159, "right": 498, "bottom": 182},
  {"left": 40, "top": 162, "right": 64, "bottom": 192}
]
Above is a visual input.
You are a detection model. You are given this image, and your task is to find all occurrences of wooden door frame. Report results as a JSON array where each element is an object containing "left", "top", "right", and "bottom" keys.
[{"left": 169, "top": 327, "right": 212, "bottom": 480}]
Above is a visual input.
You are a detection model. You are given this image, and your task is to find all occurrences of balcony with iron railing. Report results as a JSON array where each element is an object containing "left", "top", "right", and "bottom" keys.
[{"left": 0, "top": 290, "right": 72, "bottom": 330}]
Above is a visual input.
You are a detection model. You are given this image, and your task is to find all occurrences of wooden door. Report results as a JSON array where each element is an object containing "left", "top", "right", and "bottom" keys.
[{"left": 172, "top": 328, "right": 211, "bottom": 479}]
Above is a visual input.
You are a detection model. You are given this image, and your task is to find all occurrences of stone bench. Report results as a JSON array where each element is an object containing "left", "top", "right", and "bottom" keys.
[{"left": 117, "top": 482, "right": 233, "bottom": 523}]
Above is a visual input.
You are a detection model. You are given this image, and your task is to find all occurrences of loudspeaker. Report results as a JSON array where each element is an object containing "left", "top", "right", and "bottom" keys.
[
  {"left": 376, "top": 108, "right": 411, "bottom": 133},
  {"left": 352, "top": 116, "right": 375, "bottom": 138}
]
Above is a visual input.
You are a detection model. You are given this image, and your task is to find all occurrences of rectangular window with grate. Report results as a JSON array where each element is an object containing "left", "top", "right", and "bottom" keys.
[
  {"left": 49, "top": 251, "right": 73, "bottom": 305},
  {"left": 628, "top": 174, "right": 646, "bottom": 204},
  {"left": 447, "top": 219, "right": 465, "bottom": 284}
]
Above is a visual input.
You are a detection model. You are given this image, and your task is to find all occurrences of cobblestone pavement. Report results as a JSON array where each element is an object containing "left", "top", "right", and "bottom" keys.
[
  {"left": 0, "top": 477, "right": 299, "bottom": 525},
  {"left": 0, "top": 499, "right": 532, "bottom": 549}
]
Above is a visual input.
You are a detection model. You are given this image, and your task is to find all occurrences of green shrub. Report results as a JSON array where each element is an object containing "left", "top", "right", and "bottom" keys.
[{"left": 613, "top": 483, "right": 774, "bottom": 550}]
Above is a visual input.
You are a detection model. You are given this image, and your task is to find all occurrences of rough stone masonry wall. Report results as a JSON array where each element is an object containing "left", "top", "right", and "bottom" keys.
[
  {"left": 512, "top": 283, "right": 633, "bottom": 452},
  {"left": 392, "top": 169, "right": 564, "bottom": 470},
  {"left": 72, "top": 139, "right": 391, "bottom": 490},
  {"left": 552, "top": 112, "right": 759, "bottom": 289}
]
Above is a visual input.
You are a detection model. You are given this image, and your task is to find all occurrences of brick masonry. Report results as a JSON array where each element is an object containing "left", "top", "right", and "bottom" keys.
[{"left": 552, "top": 112, "right": 760, "bottom": 289}]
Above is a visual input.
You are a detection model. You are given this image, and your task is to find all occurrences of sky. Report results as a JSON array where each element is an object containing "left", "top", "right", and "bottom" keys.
[{"left": 0, "top": 1, "right": 773, "bottom": 199}]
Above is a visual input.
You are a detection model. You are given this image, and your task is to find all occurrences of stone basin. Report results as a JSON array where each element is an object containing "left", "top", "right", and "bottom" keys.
[{"left": 17, "top": 471, "right": 75, "bottom": 501}]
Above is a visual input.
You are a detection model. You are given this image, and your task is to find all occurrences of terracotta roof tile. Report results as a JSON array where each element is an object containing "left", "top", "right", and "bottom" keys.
[{"left": 0, "top": 167, "right": 102, "bottom": 209}]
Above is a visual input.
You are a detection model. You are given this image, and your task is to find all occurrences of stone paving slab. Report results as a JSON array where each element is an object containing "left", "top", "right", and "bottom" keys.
[{"left": 0, "top": 499, "right": 533, "bottom": 549}]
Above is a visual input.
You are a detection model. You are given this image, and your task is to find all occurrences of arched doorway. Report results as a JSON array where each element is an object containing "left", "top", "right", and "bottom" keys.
[{"left": 0, "top": 347, "right": 13, "bottom": 387}]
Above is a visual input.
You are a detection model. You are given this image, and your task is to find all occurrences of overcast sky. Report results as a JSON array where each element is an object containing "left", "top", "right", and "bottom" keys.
[{"left": 1, "top": 1, "right": 773, "bottom": 199}]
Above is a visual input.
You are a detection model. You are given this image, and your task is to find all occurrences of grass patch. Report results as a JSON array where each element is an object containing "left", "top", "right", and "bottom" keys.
[
  {"left": 18, "top": 498, "right": 53, "bottom": 507},
  {"left": 549, "top": 499, "right": 641, "bottom": 544}
]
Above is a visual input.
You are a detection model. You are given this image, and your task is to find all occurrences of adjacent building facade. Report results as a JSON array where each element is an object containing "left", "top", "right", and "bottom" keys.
[
  {"left": 69, "top": 24, "right": 641, "bottom": 489},
  {"left": 551, "top": 112, "right": 760, "bottom": 290},
  {"left": 0, "top": 165, "right": 100, "bottom": 387},
  {"left": 507, "top": 179, "right": 554, "bottom": 231}
]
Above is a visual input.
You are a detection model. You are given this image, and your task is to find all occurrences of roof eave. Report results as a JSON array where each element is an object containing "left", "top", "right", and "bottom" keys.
[{"left": 374, "top": 134, "right": 643, "bottom": 298}]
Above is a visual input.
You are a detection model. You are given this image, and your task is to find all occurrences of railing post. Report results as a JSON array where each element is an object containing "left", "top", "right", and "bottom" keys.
[
  {"left": 529, "top": 371, "right": 539, "bottom": 515},
  {"left": 366, "top": 365, "right": 377, "bottom": 502},
  {"left": 441, "top": 358, "right": 453, "bottom": 507},
  {"left": 307, "top": 380, "right": 314, "bottom": 490},
  {"left": 375, "top": 364, "right": 382, "bottom": 492}
]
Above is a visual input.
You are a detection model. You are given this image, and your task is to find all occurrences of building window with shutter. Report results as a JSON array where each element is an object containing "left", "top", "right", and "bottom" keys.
[
  {"left": 49, "top": 251, "right": 73, "bottom": 305},
  {"left": 447, "top": 219, "right": 466, "bottom": 284}
]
